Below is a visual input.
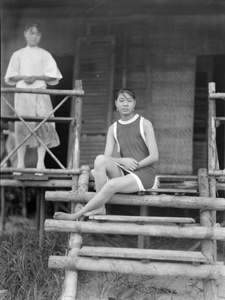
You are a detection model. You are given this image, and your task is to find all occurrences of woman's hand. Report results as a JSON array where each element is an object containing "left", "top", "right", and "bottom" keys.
[
  {"left": 24, "top": 76, "right": 37, "bottom": 84},
  {"left": 120, "top": 158, "right": 139, "bottom": 171}
]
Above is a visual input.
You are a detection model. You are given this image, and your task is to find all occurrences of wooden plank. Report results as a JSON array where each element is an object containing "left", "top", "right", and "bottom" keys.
[
  {"left": 45, "top": 219, "right": 225, "bottom": 240},
  {"left": 0, "top": 179, "right": 72, "bottom": 188},
  {"left": 48, "top": 256, "right": 225, "bottom": 279},
  {"left": 144, "top": 188, "right": 198, "bottom": 194},
  {"left": 89, "top": 215, "right": 195, "bottom": 224},
  {"left": 79, "top": 246, "right": 207, "bottom": 263},
  {"left": 45, "top": 191, "right": 225, "bottom": 211}
]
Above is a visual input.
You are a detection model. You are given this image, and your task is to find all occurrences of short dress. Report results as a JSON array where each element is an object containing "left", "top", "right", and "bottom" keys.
[
  {"left": 4, "top": 46, "right": 63, "bottom": 148},
  {"left": 113, "top": 114, "right": 156, "bottom": 191}
]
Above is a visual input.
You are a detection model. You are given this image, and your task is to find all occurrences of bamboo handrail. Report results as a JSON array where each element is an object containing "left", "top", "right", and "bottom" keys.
[
  {"left": 0, "top": 167, "right": 81, "bottom": 175},
  {"left": 209, "top": 170, "right": 225, "bottom": 176},
  {"left": 45, "top": 219, "right": 225, "bottom": 240},
  {"left": 1, "top": 87, "right": 84, "bottom": 96},
  {"left": 45, "top": 191, "right": 225, "bottom": 210},
  {"left": 1, "top": 115, "right": 75, "bottom": 123},
  {"left": 48, "top": 256, "right": 225, "bottom": 279},
  {"left": 209, "top": 93, "right": 225, "bottom": 100}
]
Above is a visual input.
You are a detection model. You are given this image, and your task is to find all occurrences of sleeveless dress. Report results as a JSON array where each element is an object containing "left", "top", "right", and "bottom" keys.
[{"left": 113, "top": 114, "right": 155, "bottom": 191}]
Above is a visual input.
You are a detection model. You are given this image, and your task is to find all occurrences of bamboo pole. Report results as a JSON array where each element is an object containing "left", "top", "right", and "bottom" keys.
[
  {"left": 0, "top": 167, "right": 81, "bottom": 175},
  {"left": 208, "top": 82, "right": 217, "bottom": 173},
  {"left": 39, "top": 188, "right": 45, "bottom": 248},
  {"left": 59, "top": 80, "right": 86, "bottom": 300},
  {"left": 71, "top": 80, "right": 83, "bottom": 193},
  {"left": 60, "top": 166, "right": 90, "bottom": 300},
  {"left": 45, "top": 191, "right": 225, "bottom": 211},
  {"left": 79, "top": 246, "right": 208, "bottom": 263},
  {"left": 209, "top": 170, "right": 225, "bottom": 176},
  {"left": 208, "top": 83, "right": 219, "bottom": 261},
  {"left": 44, "top": 219, "right": 225, "bottom": 240},
  {"left": 199, "top": 168, "right": 218, "bottom": 300},
  {"left": 209, "top": 92, "right": 225, "bottom": 99},
  {"left": 138, "top": 206, "right": 149, "bottom": 248},
  {"left": 0, "top": 179, "right": 73, "bottom": 188},
  {"left": 1, "top": 87, "right": 84, "bottom": 96},
  {"left": 1, "top": 115, "right": 75, "bottom": 123},
  {"left": 1, "top": 187, "right": 6, "bottom": 230},
  {"left": 48, "top": 256, "right": 225, "bottom": 279}
]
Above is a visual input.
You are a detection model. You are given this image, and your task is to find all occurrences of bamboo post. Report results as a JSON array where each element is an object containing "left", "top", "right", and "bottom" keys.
[
  {"left": 199, "top": 168, "right": 218, "bottom": 299},
  {"left": 39, "top": 188, "right": 45, "bottom": 248},
  {"left": 208, "top": 82, "right": 217, "bottom": 173},
  {"left": 208, "top": 82, "right": 218, "bottom": 261},
  {"left": 36, "top": 190, "right": 40, "bottom": 230},
  {"left": 71, "top": 80, "right": 83, "bottom": 194},
  {"left": 1, "top": 187, "right": 6, "bottom": 230},
  {"left": 59, "top": 80, "right": 86, "bottom": 300},
  {"left": 138, "top": 206, "right": 149, "bottom": 248},
  {"left": 60, "top": 165, "right": 90, "bottom": 300},
  {"left": 21, "top": 187, "right": 27, "bottom": 218}
]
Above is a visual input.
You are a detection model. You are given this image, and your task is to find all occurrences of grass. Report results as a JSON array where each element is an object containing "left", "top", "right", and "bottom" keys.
[
  {"left": 0, "top": 231, "right": 67, "bottom": 300},
  {"left": 0, "top": 223, "right": 224, "bottom": 300}
]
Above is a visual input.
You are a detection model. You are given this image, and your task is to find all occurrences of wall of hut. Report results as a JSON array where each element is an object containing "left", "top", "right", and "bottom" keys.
[{"left": 1, "top": 7, "right": 225, "bottom": 174}]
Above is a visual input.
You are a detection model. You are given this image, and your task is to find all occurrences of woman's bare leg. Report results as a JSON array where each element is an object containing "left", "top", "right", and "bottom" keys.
[
  {"left": 37, "top": 145, "right": 46, "bottom": 169},
  {"left": 17, "top": 144, "right": 26, "bottom": 169},
  {"left": 53, "top": 156, "right": 139, "bottom": 221},
  {"left": 88, "top": 155, "right": 123, "bottom": 215}
]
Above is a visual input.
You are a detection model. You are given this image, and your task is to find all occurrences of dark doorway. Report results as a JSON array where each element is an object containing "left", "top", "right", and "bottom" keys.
[
  {"left": 45, "top": 55, "right": 74, "bottom": 169},
  {"left": 193, "top": 55, "right": 225, "bottom": 174}
]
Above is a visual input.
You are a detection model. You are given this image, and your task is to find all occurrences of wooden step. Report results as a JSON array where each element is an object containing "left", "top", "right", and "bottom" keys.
[
  {"left": 144, "top": 188, "right": 198, "bottom": 194},
  {"left": 79, "top": 246, "right": 207, "bottom": 263},
  {"left": 88, "top": 215, "right": 195, "bottom": 224}
]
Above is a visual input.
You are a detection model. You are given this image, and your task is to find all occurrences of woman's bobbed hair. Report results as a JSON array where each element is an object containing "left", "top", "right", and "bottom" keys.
[
  {"left": 116, "top": 88, "right": 136, "bottom": 100},
  {"left": 24, "top": 22, "right": 42, "bottom": 33}
]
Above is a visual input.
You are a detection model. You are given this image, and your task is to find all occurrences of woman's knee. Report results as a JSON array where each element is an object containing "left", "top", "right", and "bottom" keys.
[
  {"left": 94, "top": 154, "right": 108, "bottom": 169},
  {"left": 104, "top": 178, "right": 120, "bottom": 193}
]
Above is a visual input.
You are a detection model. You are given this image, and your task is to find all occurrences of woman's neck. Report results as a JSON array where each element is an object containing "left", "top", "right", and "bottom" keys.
[{"left": 120, "top": 112, "right": 136, "bottom": 121}]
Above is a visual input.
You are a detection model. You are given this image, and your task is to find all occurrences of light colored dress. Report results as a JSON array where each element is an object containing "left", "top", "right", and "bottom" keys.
[{"left": 4, "top": 45, "right": 62, "bottom": 148}]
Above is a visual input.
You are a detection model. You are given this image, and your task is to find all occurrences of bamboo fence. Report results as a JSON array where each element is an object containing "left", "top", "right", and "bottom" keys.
[{"left": 0, "top": 81, "right": 84, "bottom": 246}]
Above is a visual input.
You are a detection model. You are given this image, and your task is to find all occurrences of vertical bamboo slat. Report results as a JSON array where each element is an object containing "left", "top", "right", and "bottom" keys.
[
  {"left": 1, "top": 187, "right": 6, "bottom": 231},
  {"left": 208, "top": 82, "right": 218, "bottom": 261},
  {"left": 59, "top": 80, "right": 86, "bottom": 300},
  {"left": 199, "top": 168, "right": 218, "bottom": 300},
  {"left": 60, "top": 166, "right": 89, "bottom": 300},
  {"left": 138, "top": 206, "right": 149, "bottom": 248},
  {"left": 39, "top": 188, "right": 45, "bottom": 247}
]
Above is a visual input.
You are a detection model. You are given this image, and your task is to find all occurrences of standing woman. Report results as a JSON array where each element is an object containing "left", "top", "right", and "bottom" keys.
[
  {"left": 4, "top": 22, "right": 62, "bottom": 172},
  {"left": 54, "top": 88, "right": 159, "bottom": 220}
]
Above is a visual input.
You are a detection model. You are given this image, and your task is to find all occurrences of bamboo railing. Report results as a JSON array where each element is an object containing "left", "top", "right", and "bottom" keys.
[{"left": 0, "top": 80, "right": 84, "bottom": 246}]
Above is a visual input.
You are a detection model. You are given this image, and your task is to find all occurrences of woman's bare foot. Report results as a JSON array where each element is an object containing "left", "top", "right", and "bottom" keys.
[
  {"left": 53, "top": 212, "right": 78, "bottom": 220},
  {"left": 84, "top": 206, "right": 106, "bottom": 217}
]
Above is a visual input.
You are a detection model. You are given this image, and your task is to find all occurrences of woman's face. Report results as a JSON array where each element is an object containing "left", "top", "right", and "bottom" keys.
[
  {"left": 24, "top": 26, "right": 42, "bottom": 47},
  {"left": 115, "top": 92, "right": 136, "bottom": 115}
]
